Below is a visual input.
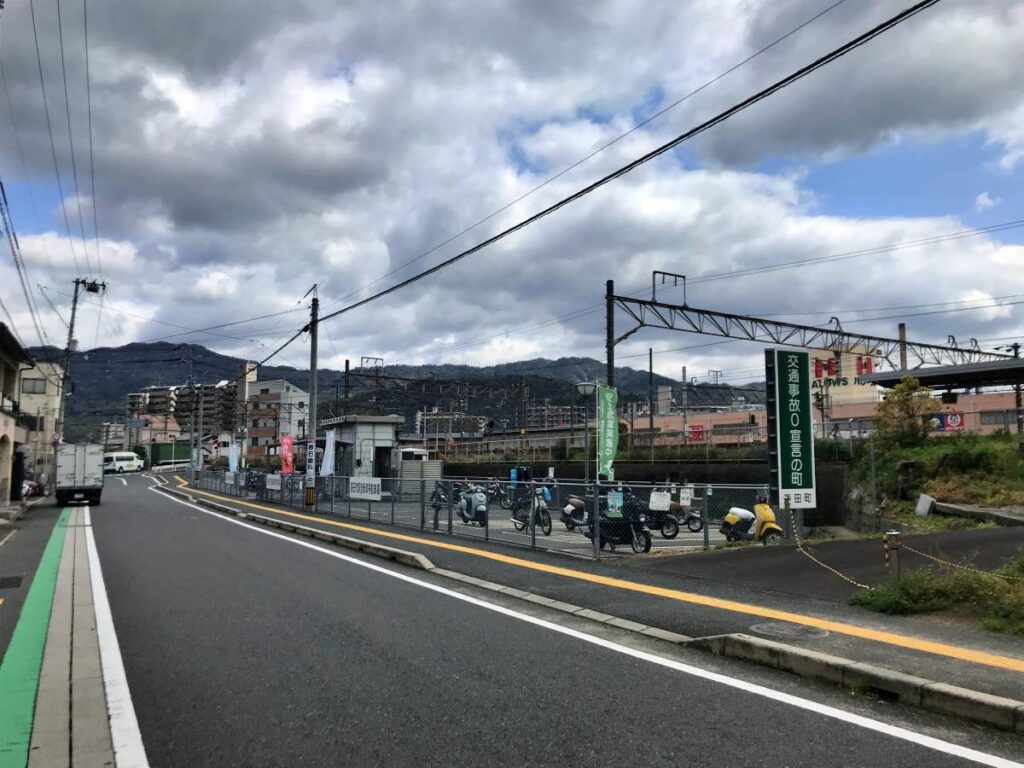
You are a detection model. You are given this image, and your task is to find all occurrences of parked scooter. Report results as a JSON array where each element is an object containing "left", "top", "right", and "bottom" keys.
[
  {"left": 457, "top": 484, "right": 489, "bottom": 526},
  {"left": 720, "top": 498, "right": 783, "bottom": 545},
  {"left": 561, "top": 492, "right": 601, "bottom": 531},
  {"left": 510, "top": 483, "right": 552, "bottom": 535},
  {"left": 627, "top": 486, "right": 681, "bottom": 539}
]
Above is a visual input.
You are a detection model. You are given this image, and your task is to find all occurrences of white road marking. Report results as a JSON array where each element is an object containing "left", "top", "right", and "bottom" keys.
[
  {"left": 148, "top": 486, "right": 1021, "bottom": 768},
  {"left": 0, "top": 529, "right": 16, "bottom": 548},
  {"left": 117, "top": 477, "right": 127, "bottom": 487},
  {"left": 84, "top": 507, "right": 151, "bottom": 768}
]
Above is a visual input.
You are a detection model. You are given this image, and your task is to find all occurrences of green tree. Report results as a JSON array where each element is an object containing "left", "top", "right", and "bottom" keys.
[{"left": 873, "top": 376, "right": 939, "bottom": 447}]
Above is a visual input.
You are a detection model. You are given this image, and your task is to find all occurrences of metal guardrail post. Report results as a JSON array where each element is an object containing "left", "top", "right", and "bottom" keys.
[
  {"left": 390, "top": 479, "right": 396, "bottom": 525},
  {"left": 419, "top": 463, "right": 425, "bottom": 530},
  {"left": 330, "top": 476, "right": 335, "bottom": 515},
  {"left": 447, "top": 486, "right": 453, "bottom": 533},
  {"left": 593, "top": 480, "right": 600, "bottom": 561},
  {"left": 288, "top": 478, "right": 294, "bottom": 507}
]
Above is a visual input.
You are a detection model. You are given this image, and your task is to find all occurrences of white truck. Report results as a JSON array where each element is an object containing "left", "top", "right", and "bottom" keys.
[{"left": 55, "top": 443, "right": 105, "bottom": 506}]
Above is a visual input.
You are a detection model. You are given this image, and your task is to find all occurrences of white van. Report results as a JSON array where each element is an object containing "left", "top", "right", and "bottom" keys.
[{"left": 103, "top": 452, "right": 144, "bottom": 474}]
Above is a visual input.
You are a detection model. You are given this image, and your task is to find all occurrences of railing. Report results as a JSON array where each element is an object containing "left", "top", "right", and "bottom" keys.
[{"left": 194, "top": 469, "right": 771, "bottom": 560}]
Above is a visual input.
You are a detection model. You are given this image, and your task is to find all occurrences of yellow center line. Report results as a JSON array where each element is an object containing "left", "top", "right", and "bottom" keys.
[{"left": 173, "top": 478, "right": 1024, "bottom": 673}]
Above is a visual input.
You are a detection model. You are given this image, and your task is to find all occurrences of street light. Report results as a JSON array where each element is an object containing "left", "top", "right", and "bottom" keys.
[
  {"left": 576, "top": 382, "right": 597, "bottom": 482},
  {"left": 576, "top": 381, "right": 600, "bottom": 560}
]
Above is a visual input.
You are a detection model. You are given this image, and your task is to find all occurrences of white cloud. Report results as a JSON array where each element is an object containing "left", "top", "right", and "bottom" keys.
[
  {"left": 974, "top": 191, "right": 1000, "bottom": 212},
  {"left": 0, "top": 0, "right": 1020, "bottom": 380}
]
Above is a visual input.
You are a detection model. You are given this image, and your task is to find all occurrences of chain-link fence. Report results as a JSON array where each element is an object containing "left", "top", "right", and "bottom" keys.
[{"left": 193, "top": 470, "right": 770, "bottom": 559}]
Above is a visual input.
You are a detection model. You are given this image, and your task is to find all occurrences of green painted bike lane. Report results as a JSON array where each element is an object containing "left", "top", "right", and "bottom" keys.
[{"left": 0, "top": 508, "right": 70, "bottom": 768}]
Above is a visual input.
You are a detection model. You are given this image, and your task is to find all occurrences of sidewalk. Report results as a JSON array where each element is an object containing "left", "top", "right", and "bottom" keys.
[
  {"left": 0, "top": 507, "right": 116, "bottom": 768},
  {"left": 171, "top": 480, "right": 1024, "bottom": 707}
]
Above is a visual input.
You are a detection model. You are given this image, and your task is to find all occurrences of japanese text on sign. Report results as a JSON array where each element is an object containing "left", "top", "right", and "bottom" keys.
[
  {"left": 771, "top": 349, "right": 816, "bottom": 509},
  {"left": 350, "top": 477, "right": 382, "bottom": 501}
]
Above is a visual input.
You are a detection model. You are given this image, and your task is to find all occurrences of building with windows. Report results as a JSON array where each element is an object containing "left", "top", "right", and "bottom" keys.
[
  {"left": 17, "top": 361, "right": 63, "bottom": 483},
  {"left": 245, "top": 379, "right": 308, "bottom": 457},
  {"left": 0, "top": 325, "right": 30, "bottom": 505}
]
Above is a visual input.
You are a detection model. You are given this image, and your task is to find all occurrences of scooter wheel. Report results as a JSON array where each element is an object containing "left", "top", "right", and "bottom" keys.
[
  {"left": 512, "top": 518, "right": 526, "bottom": 532},
  {"left": 631, "top": 530, "right": 652, "bottom": 554},
  {"left": 686, "top": 516, "right": 704, "bottom": 533},
  {"left": 661, "top": 516, "right": 680, "bottom": 539},
  {"left": 762, "top": 530, "right": 781, "bottom": 546},
  {"left": 564, "top": 521, "right": 575, "bottom": 531},
  {"left": 539, "top": 509, "right": 552, "bottom": 536},
  {"left": 499, "top": 497, "right": 513, "bottom": 510}
]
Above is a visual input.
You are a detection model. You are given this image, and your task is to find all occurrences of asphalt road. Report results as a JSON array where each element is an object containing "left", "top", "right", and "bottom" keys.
[{"left": 87, "top": 476, "right": 1021, "bottom": 767}]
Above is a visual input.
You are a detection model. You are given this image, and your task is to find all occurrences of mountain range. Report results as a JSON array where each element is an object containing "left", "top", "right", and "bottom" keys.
[{"left": 27, "top": 342, "right": 763, "bottom": 439}]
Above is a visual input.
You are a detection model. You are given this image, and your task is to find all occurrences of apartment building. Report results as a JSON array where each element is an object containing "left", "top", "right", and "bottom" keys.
[
  {"left": 246, "top": 379, "right": 308, "bottom": 457},
  {"left": 17, "top": 361, "right": 63, "bottom": 481}
]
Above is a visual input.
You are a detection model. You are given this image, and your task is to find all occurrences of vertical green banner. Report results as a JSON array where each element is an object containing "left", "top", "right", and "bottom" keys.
[
  {"left": 596, "top": 384, "right": 619, "bottom": 478},
  {"left": 773, "top": 349, "right": 816, "bottom": 509}
]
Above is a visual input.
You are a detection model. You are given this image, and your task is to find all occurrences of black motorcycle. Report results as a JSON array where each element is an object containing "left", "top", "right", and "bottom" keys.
[
  {"left": 485, "top": 478, "right": 513, "bottom": 510},
  {"left": 583, "top": 495, "right": 652, "bottom": 554}
]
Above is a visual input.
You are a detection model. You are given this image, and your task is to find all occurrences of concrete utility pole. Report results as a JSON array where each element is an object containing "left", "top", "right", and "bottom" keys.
[
  {"left": 305, "top": 288, "right": 319, "bottom": 507},
  {"left": 56, "top": 278, "right": 106, "bottom": 447},
  {"left": 197, "top": 385, "right": 205, "bottom": 474}
]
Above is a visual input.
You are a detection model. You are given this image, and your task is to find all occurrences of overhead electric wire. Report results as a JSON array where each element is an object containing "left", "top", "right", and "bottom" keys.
[
  {"left": 28, "top": 0, "right": 82, "bottom": 275},
  {"left": 55, "top": 0, "right": 90, "bottom": 274},
  {"left": 82, "top": 0, "right": 99, "bottom": 272},
  {"left": 329, "top": 0, "right": 850, "bottom": 309},
  {"left": 309, "top": 0, "right": 940, "bottom": 337}
]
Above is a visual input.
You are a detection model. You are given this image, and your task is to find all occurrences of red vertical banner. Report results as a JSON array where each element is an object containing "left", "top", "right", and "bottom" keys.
[{"left": 280, "top": 434, "right": 294, "bottom": 474}]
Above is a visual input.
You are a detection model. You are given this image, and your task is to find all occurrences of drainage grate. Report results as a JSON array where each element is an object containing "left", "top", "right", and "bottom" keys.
[
  {"left": 0, "top": 575, "right": 24, "bottom": 589},
  {"left": 749, "top": 621, "right": 829, "bottom": 640}
]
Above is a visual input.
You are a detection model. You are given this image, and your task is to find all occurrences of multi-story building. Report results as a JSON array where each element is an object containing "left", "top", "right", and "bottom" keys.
[
  {"left": 523, "top": 404, "right": 584, "bottom": 431},
  {"left": 17, "top": 361, "right": 63, "bottom": 482},
  {"left": 0, "top": 325, "right": 30, "bottom": 504},
  {"left": 245, "top": 379, "right": 308, "bottom": 457}
]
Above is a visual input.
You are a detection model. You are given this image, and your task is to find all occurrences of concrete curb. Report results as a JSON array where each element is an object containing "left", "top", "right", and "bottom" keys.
[
  {"left": 165, "top": 485, "right": 1024, "bottom": 734},
  {"left": 156, "top": 487, "right": 435, "bottom": 571},
  {"left": 687, "top": 633, "right": 1024, "bottom": 733}
]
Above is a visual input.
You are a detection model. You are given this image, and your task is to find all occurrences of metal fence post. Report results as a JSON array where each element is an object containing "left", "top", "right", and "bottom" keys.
[
  {"left": 390, "top": 478, "right": 395, "bottom": 526},
  {"left": 702, "top": 485, "right": 711, "bottom": 551},
  {"left": 420, "top": 463, "right": 426, "bottom": 530},
  {"left": 330, "top": 476, "right": 335, "bottom": 515},
  {"left": 288, "top": 477, "right": 294, "bottom": 507},
  {"left": 530, "top": 480, "right": 537, "bottom": 550},
  {"left": 592, "top": 479, "right": 600, "bottom": 560},
  {"left": 447, "top": 484, "right": 453, "bottom": 533}
]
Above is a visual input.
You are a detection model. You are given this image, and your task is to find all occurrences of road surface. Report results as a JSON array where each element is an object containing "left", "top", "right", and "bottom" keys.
[{"left": 73, "top": 475, "right": 1022, "bottom": 766}]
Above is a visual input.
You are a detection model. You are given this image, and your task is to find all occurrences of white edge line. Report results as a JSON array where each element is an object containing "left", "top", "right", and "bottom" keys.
[
  {"left": 147, "top": 485, "right": 1022, "bottom": 768},
  {"left": 85, "top": 506, "right": 151, "bottom": 768}
]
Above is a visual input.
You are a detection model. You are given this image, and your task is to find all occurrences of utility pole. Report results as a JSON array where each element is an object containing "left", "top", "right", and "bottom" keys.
[
  {"left": 56, "top": 278, "right": 106, "bottom": 447},
  {"left": 344, "top": 358, "right": 351, "bottom": 402},
  {"left": 197, "top": 384, "right": 205, "bottom": 474},
  {"left": 648, "top": 348, "right": 655, "bottom": 462},
  {"left": 606, "top": 279, "right": 615, "bottom": 387},
  {"left": 681, "top": 365, "right": 689, "bottom": 447},
  {"left": 305, "top": 288, "right": 319, "bottom": 507}
]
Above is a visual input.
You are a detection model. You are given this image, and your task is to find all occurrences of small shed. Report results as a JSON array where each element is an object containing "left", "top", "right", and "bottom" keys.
[{"left": 320, "top": 414, "right": 405, "bottom": 478}]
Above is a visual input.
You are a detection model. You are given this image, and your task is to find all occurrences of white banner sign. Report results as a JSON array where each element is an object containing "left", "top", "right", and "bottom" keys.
[
  {"left": 265, "top": 474, "right": 282, "bottom": 491},
  {"left": 350, "top": 476, "right": 382, "bottom": 501},
  {"left": 648, "top": 491, "right": 671, "bottom": 512},
  {"left": 678, "top": 484, "right": 695, "bottom": 506}
]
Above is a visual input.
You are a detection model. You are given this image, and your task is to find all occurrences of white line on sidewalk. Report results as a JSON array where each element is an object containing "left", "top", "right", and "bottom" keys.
[
  {"left": 151, "top": 486, "right": 1022, "bottom": 768},
  {"left": 84, "top": 507, "right": 151, "bottom": 768},
  {"left": 117, "top": 477, "right": 127, "bottom": 487}
]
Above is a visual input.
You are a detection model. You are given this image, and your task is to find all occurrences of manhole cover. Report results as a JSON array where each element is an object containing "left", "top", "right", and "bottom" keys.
[
  {"left": 749, "top": 622, "right": 829, "bottom": 640},
  {"left": 0, "top": 575, "right": 24, "bottom": 589}
]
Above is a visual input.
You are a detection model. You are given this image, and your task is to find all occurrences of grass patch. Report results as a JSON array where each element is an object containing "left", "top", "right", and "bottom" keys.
[
  {"left": 851, "top": 557, "right": 1024, "bottom": 637},
  {"left": 852, "top": 431, "right": 1024, "bottom": 509}
]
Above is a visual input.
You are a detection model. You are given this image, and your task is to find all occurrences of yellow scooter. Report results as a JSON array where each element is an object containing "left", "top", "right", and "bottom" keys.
[{"left": 720, "top": 498, "right": 784, "bottom": 545}]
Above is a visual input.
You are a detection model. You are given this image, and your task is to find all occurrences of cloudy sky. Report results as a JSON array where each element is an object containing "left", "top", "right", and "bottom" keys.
[{"left": 0, "top": 0, "right": 1022, "bottom": 385}]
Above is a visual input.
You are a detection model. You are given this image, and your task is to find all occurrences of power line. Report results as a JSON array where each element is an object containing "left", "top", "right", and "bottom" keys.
[
  {"left": 328, "top": 0, "right": 850, "bottom": 310},
  {"left": 312, "top": 1, "right": 940, "bottom": 334},
  {"left": 55, "top": 0, "right": 90, "bottom": 273},
  {"left": 28, "top": 0, "right": 82, "bottom": 275},
  {"left": 82, "top": 0, "right": 99, "bottom": 273}
]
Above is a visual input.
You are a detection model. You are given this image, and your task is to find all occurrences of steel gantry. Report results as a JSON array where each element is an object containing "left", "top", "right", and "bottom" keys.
[{"left": 603, "top": 276, "right": 1013, "bottom": 386}]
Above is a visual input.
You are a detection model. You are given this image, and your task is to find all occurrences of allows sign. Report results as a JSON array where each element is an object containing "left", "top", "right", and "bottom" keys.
[
  {"left": 596, "top": 384, "right": 619, "bottom": 478},
  {"left": 769, "top": 349, "right": 816, "bottom": 509}
]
